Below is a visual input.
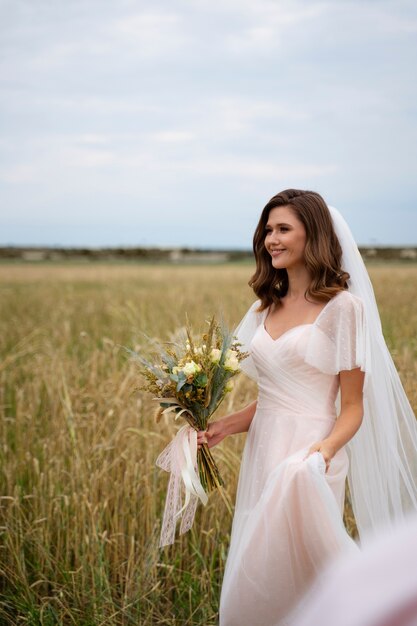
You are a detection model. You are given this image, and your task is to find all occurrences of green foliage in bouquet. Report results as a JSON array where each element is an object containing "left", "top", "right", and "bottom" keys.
[{"left": 129, "top": 315, "right": 248, "bottom": 493}]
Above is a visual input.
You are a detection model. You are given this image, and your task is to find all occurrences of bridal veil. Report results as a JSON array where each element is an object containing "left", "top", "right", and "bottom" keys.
[{"left": 234, "top": 205, "right": 417, "bottom": 545}]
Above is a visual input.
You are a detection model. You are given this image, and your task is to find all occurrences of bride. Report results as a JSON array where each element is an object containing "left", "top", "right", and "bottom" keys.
[{"left": 197, "top": 189, "right": 417, "bottom": 626}]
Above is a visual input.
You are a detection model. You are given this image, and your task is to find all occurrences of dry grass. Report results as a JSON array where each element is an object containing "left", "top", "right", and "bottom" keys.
[{"left": 0, "top": 262, "right": 416, "bottom": 625}]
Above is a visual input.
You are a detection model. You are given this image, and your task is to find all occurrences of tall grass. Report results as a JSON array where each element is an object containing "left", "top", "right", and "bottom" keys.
[{"left": 0, "top": 263, "right": 416, "bottom": 625}]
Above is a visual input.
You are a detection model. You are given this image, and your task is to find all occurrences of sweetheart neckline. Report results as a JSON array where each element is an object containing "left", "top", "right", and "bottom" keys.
[
  {"left": 262, "top": 322, "right": 313, "bottom": 343},
  {"left": 261, "top": 290, "right": 346, "bottom": 343}
]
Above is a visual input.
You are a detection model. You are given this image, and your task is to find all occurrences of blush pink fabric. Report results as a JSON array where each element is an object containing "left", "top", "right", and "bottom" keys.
[
  {"left": 219, "top": 291, "right": 364, "bottom": 626},
  {"left": 289, "top": 511, "right": 417, "bottom": 626}
]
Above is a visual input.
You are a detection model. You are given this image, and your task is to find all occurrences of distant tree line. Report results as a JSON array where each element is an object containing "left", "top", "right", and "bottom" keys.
[{"left": 0, "top": 246, "right": 416, "bottom": 263}]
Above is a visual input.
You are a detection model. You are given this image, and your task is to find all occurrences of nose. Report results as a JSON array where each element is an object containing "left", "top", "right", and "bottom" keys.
[{"left": 268, "top": 230, "right": 280, "bottom": 246}]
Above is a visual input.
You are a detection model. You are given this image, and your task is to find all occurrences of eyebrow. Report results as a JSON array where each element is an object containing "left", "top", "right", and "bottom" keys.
[{"left": 265, "top": 222, "right": 292, "bottom": 228}]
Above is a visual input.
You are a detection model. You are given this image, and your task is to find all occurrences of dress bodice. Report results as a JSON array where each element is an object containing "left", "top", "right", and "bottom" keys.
[{"left": 251, "top": 322, "right": 339, "bottom": 419}]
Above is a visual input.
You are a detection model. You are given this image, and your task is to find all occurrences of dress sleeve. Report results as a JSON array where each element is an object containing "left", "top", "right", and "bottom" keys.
[
  {"left": 304, "top": 291, "right": 368, "bottom": 375},
  {"left": 233, "top": 299, "right": 265, "bottom": 382}
]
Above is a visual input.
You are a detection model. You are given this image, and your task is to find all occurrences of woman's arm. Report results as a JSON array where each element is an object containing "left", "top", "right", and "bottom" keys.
[
  {"left": 197, "top": 400, "right": 257, "bottom": 449},
  {"left": 305, "top": 367, "right": 365, "bottom": 471}
]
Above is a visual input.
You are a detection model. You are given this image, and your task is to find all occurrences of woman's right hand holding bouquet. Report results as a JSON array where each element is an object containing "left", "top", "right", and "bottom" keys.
[
  {"left": 197, "top": 399, "right": 258, "bottom": 449},
  {"left": 197, "top": 419, "right": 228, "bottom": 449}
]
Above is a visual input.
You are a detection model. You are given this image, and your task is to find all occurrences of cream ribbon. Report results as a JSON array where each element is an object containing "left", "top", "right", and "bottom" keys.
[
  {"left": 156, "top": 423, "right": 208, "bottom": 547},
  {"left": 175, "top": 424, "right": 208, "bottom": 515}
]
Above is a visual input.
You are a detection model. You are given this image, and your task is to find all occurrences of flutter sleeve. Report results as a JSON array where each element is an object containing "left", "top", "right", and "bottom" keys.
[
  {"left": 304, "top": 291, "right": 369, "bottom": 375},
  {"left": 233, "top": 299, "right": 265, "bottom": 383}
]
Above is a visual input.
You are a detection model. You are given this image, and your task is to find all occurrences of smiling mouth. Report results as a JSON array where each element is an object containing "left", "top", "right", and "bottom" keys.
[{"left": 270, "top": 249, "right": 286, "bottom": 256}]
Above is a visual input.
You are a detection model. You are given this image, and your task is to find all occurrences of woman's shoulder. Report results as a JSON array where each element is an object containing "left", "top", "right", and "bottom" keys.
[
  {"left": 304, "top": 289, "right": 367, "bottom": 373},
  {"left": 247, "top": 298, "right": 268, "bottom": 317},
  {"left": 316, "top": 289, "right": 365, "bottom": 329},
  {"left": 234, "top": 298, "right": 267, "bottom": 333},
  {"left": 328, "top": 289, "right": 364, "bottom": 311}
]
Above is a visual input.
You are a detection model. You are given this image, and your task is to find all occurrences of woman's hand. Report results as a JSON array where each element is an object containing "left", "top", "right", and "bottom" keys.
[
  {"left": 197, "top": 420, "right": 227, "bottom": 449},
  {"left": 303, "top": 439, "right": 337, "bottom": 473}
]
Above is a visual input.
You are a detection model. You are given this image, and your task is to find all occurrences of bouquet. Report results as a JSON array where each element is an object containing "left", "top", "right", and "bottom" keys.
[{"left": 130, "top": 315, "right": 248, "bottom": 546}]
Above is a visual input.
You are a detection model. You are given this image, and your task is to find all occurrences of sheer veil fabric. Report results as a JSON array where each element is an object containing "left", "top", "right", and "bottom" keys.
[
  {"left": 234, "top": 205, "right": 417, "bottom": 546},
  {"left": 328, "top": 206, "right": 417, "bottom": 541}
]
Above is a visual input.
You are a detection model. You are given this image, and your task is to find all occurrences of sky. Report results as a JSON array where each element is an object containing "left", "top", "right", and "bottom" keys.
[{"left": 1, "top": 0, "right": 417, "bottom": 249}]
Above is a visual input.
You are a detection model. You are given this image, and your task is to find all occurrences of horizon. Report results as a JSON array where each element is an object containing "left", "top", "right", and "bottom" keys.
[{"left": 2, "top": 242, "right": 416, "bottom": 252}]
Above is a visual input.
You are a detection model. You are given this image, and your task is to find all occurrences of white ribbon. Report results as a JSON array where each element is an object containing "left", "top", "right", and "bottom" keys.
[
  {"left": 156, "top": 424, "right": 208, "bottom": 547},
  {"left": 175, "top": 424, "right": 209, "bottom": 516}
]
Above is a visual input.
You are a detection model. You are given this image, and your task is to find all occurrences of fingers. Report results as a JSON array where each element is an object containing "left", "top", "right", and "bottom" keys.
[
  {"left": 303, "top": 449, "right": 330, "bottom": 468},
  {"left": 316, "top": 451, "right": 331, "bottom": 473},
  {"left": 197, "top": 430, "right": 209, "bottom": 449},
  {"left": 303, "top": 446, "right": 316, "bottom": 461}
]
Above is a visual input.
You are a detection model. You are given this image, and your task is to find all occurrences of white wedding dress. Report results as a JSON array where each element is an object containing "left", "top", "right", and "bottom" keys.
[{"left": 219, "top": 290, "right": 366, "bottom": 626}]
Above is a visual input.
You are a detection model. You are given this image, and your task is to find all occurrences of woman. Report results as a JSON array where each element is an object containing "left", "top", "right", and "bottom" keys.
[{"left": 197, "top": 189, "right": 417, "bottom": 626}]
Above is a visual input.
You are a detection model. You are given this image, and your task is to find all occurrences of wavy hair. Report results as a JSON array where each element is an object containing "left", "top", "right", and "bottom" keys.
[{"left": 249, "top": 189, "right": 350, "bottom": 311}]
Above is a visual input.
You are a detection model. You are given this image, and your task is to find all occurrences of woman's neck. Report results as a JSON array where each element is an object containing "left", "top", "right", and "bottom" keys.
[{"left": 285, "top": 265, "right": 312, "bottom": 301}]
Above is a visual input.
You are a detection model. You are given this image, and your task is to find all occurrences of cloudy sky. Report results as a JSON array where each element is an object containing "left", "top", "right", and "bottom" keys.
[{"left": 1, "top": 0, "right": 417, "bottom": 248}]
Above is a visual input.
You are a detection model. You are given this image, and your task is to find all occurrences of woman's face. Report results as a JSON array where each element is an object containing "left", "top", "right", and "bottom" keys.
[{"left": 264, "top": 206, "right": 307, "bottom": 271}]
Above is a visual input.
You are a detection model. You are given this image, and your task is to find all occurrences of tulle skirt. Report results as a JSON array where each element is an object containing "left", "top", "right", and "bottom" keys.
[{"left": 218, "top": 407, "right": 360, "bottom": 626}]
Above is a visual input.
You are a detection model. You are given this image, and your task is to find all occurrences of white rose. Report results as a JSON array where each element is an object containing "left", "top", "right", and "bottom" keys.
[
  {"left": 224, "top": 353, "right": 240, "bottom": 372},
  {"left": 210, "top": 348, "right": 222, "bottom": 364},
  {"left": 182, "top": 360, "right": 201, "bottom": 377},
  {"left": 225, "top": 379, "right": 234, "bottom": 392}
]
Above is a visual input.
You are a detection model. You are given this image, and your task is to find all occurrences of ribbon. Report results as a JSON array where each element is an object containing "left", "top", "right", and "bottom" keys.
[{"left": 156, "top": 424, "right": 208, "bottom": 547}]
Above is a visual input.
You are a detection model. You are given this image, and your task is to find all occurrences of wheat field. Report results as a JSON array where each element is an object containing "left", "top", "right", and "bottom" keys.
[{"left": 0, "top": 263, "right": 416, "bottom": 626}]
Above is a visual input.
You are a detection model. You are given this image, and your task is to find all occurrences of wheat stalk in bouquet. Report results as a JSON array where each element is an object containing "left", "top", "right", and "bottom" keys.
[{"left": 131, "top": 315, "right": 248, "bottom": 495}]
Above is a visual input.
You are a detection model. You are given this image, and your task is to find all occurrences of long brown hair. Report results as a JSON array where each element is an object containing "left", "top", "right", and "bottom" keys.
[{"left": 250, "top": 189, "right": 350, "bottom": 311}]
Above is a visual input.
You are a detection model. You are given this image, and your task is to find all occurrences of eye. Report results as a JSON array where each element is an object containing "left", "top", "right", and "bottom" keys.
[{"left": 280, "top": 227, "right": 289, "bottom": 232}]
